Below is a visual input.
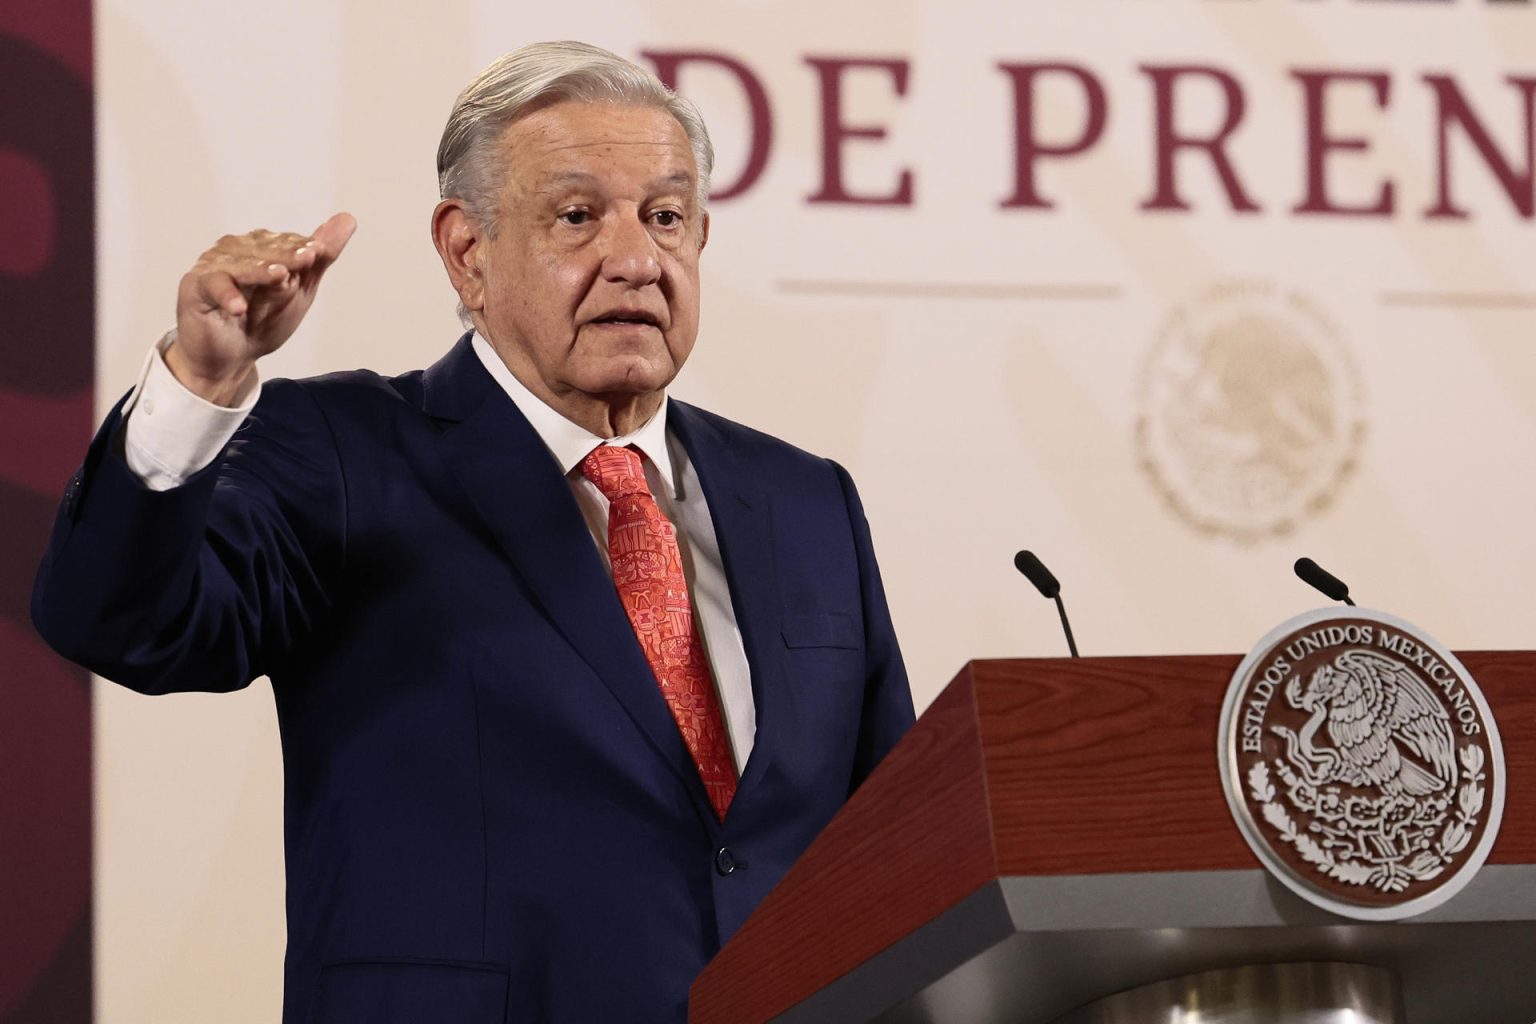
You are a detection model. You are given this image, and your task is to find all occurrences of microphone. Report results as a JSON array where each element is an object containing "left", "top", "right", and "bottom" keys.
[
  {"left": 1013, "top": 550, "right": 1080, "bottom": 657},
  {"left": 1294, "top": 557, "right": 1355, "bottom": 607}
]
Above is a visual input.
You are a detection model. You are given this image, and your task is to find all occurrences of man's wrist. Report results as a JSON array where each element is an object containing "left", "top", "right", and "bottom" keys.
[
  {"left": 163, "top": 341, "right": 257, "bottom": 408},
  {"left": 122, "top": 331, "right": 259, "bottom": 491}
]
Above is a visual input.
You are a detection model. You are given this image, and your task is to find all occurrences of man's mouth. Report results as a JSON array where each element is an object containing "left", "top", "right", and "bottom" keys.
[{"left": 591, "top": 312, "right": 661, "bottom": 327}]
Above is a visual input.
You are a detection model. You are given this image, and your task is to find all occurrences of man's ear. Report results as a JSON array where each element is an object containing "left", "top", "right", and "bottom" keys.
[
  {"left": 431, "top": 199, "right": 487, "bottom": 313},
  {"left": 698, "top": 210, "right": 710, "bottom": 254}
]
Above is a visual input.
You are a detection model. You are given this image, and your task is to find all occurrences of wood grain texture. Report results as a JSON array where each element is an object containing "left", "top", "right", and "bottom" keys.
[
  {"left": 1458, "top": 651, "right": 1536, "bottom": 863},
  {"left": 979, "top": 653, "right": 1535, "bottom": 874},
  {"left": 689, "top": 652, "right": 1536, "bottom": 1022},
  {"left": 981, "top": 655, "right": 1254, "bottom": 875}
]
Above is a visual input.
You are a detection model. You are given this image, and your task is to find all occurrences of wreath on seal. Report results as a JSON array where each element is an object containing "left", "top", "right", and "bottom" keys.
[{"left": 1247, "top": 745, "right": 1486, "bottom": 893}]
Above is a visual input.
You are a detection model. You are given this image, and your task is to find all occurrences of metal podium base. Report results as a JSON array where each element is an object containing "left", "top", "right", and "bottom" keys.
[{"left": 1046, "top": 963, "right": 1404, "bottom": 1024}]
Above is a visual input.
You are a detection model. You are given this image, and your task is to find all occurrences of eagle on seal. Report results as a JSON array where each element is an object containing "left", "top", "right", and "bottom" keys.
[{"left": 1278, "top": 649, "right": 1456, "bottom": 797}]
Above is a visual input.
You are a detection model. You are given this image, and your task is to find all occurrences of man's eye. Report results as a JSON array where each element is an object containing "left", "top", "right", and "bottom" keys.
[
  {"left": 651, "top": 210, "right": 682, "bottom": 228},
  {"left": 558, "top": 210, "right": 592, "bottom": 226}
]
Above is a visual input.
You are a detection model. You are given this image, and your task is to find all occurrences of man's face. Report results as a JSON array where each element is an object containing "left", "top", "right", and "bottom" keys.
[{"left": 468, "top": 101, "right": 706, "bottom": 412}]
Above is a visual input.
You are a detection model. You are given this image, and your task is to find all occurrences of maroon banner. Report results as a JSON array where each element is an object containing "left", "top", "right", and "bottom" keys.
[{"left": 0, "top": 2, "right": 94, "bottom": 1021}]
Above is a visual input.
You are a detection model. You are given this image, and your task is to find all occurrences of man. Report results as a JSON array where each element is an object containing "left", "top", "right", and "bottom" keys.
[{"left": 33, "top": 41, "right": 913, "bottom": 1023}]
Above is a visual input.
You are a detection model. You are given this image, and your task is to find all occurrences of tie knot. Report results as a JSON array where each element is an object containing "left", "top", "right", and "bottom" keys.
[{"left": 580, "top": 444, "right": 650, "bottom": 502}]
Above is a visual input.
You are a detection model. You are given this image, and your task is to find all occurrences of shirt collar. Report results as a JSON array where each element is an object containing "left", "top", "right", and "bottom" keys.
[{"left": 471, "top": 332, "right": 676, "bottom": 494}]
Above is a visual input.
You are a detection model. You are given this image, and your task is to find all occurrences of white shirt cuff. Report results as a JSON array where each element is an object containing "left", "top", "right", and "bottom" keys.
[{"left": 122, "top": 330, "right": 261, "bottom": 491}]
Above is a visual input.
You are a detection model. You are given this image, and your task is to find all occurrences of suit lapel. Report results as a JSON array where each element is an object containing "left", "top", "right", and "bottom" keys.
[
  {"left": 422, "top": 339, "right": 704, "bottom": 805},
  {"left": 668, "top": 402, "right": 782, "bottom": 795}
]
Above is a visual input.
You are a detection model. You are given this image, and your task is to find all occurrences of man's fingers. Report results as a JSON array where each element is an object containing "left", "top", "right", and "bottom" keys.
[
  {"left": 199, "top": 218, "right": 354, "bottom": 270},
  {"left": 202, "top": 228, "right": 313, "bottom": 267},
  {"left": 205, "top": 255, "right": 290, "bottom": 285},
  {"left": 191, "top": 261, "right": 288, "bottom": 313},
  {"left": 183, "top": 215, "right": 353, "bottom": 320},
  {"left": 195, "top": 270, "right": 251, "bottom": 316},
  {"left": 308, "top": 212, "right": 357, "bottom": 269}
]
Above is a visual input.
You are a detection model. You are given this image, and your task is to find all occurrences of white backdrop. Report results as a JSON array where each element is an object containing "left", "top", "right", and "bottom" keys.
[{"left": 96, "top": 1, "right": 1536, "bottom": 1019}]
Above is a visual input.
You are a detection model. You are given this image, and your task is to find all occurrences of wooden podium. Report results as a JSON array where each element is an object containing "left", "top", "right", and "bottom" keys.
[{"left": 689, "top": 655, "right": 1536, "bottom": 1024}]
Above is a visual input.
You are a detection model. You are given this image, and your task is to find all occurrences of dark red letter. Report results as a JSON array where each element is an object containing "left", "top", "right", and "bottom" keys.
[
  {"left": 1140, "top": 65, "right": 1261, "bottom": 213},
  {"left": 805, "top": 57, "right": 914, "bottom": 205},
  {"left": 1292, "top": 70, "right": 1394, "bottom": 217},
  {"left": 643, "top": 50, "right": 773, "bottom": 202},
  {"left": 1424, "top": 74, "right": 1536, "bottom": 220},
  {"left": 997, "top": 63, "right": 1107, "bottom": 210}
]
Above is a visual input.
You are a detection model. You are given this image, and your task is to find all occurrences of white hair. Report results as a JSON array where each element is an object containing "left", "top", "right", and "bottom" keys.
[{"left": 437, "top": 40, "right": 714, "bottom": 228}]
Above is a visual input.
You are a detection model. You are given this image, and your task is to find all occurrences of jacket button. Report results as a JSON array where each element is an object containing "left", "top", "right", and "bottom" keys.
[{"left": 714, "top": 847, "right": 736, "bottom": 876}]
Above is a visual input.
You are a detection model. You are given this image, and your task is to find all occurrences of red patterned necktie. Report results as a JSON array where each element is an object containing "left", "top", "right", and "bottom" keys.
[{"left": 580, "top": 444, "right": 738, "bottom": 821}]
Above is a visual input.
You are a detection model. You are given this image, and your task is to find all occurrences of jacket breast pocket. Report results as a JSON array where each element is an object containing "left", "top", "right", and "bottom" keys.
[
  {"left": 780, "top": 611, "right": 861, "bottom": 650},
  {"left": 312, "top": 959, "right": 508, "bottom": 1024}
]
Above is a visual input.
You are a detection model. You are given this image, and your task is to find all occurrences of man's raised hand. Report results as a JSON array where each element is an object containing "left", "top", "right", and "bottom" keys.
[{"left": 169, "top": 212, "right": 357, "bottom": 405}]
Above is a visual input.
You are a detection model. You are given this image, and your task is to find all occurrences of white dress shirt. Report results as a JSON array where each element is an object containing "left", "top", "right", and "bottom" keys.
[{"left": 122, "top": 332, "right": 757, "bottom": 771}]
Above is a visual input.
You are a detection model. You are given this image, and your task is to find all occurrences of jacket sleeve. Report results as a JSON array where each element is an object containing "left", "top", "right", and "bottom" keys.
[
  {"left": 31, "top": 379, "right": 346, "bottom": 694},
  {"left": 830, "top": 460, "right": 915, "bottom": 791}
]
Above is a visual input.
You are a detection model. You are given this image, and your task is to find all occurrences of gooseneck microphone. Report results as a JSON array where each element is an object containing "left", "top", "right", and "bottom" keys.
[
  {"left": 1294, "top": 557, "right": 1356, "bottom": 607},
  {"left": 1013, "top": 550, "right": 1080, "bottom": 657}
]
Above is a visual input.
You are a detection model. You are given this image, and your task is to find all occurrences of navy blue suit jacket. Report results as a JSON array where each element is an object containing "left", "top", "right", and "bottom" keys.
[{"left": 32, "top": 335, "right": 914, "bottom": 1023}]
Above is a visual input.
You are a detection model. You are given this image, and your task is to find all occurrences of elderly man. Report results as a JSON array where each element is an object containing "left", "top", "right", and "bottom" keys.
[{"left": 33, "top": 40, "right": 912, "bottom": 1023}]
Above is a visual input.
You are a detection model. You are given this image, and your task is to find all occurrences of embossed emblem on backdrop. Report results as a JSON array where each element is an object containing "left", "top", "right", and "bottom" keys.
[
  {"left": 1136, "top": 280, "right": 1364, "bottom": 544},
  {"left": 1219, "top": 608, "right": 1505, "bottom": 920}
]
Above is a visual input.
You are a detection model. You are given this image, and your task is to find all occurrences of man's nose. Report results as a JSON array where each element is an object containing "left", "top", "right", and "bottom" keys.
[{"left": 599, "top": 213, "right": 662, "bottom": 287}]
